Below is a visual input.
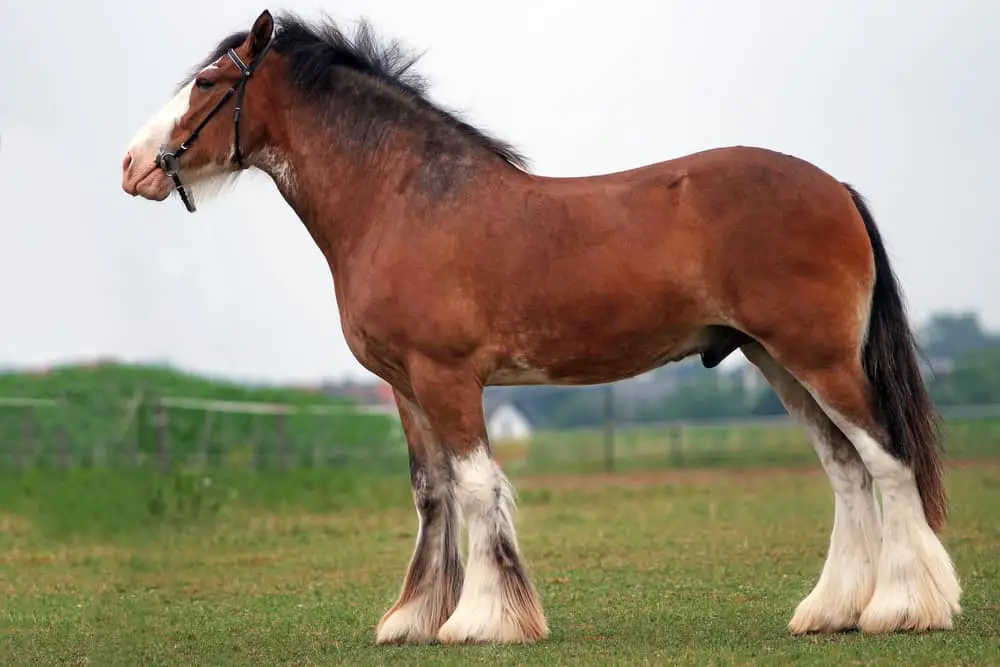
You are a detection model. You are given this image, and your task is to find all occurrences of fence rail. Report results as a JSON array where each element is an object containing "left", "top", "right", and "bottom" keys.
[
  {"left": 0, "top": 396, "right": 60, "bottom": 407},
  {"left": 2, "top": 395, "right": 998, "bottom": 474},
  {"left": 0, "top": 393, "right": 406, "bottom": 473}
]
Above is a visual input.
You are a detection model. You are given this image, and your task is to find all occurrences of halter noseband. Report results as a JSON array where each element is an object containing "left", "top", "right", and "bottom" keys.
[{"left": 155, "top": 39, "right": 274, "bottom": 213}]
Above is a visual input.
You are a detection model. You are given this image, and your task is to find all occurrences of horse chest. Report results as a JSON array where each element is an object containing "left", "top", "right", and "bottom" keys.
[{"left": 339, "top": 307, "right": 406, "bottom": 383}]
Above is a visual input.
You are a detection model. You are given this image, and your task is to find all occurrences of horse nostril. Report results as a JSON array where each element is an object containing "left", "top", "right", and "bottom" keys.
[{"left": 123, "top": 152, "right": 134, "bottom": 172}]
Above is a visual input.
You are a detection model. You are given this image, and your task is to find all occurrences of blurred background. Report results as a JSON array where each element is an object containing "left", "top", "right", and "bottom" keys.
[
  {"left": 1, "top": 0, "right": 997, "bottom": 477},
  {"left": 1, "top": 2, "right": 999, "bottom": 661}
]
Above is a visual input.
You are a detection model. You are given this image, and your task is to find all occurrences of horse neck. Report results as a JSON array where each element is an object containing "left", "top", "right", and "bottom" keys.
[
  {"left": 252, "top": 104, "right": 395, "bottom": 269},
  {"left": 253, "top": 77, "right": 518, "bottom": 275}
]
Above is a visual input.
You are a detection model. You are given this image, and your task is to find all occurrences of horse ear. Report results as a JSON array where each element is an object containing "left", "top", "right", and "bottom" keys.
[{"left": 248, "top": 9, "right": 274, "bottom": 57}]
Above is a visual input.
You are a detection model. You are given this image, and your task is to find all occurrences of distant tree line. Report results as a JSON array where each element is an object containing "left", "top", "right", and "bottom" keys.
[{"left": 487, "top": 311, "right": 1000, "bottom": 429}]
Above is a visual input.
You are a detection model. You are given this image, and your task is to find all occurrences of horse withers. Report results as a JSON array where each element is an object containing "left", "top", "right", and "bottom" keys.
[{"left": 121, "top": 9, "right": 961, "bottom": 644}]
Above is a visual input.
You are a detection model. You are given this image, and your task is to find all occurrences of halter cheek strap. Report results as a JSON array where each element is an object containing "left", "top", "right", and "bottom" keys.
[{"left": 154, "top": 38, "right": 274, "bottom": 213}]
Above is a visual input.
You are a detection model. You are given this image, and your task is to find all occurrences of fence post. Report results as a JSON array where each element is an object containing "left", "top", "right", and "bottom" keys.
[
  {"left": 603, "top": 384, "right": 615, "bottom": 472},
  {"left": 155, "top": 397, "right": 170, "bottom": 474},
  {"left": 312, "top": 414, "right": 324, "bottom": 468},
  {"left": 252, "top": 414, "right": 263, "bottom": 470},
  {"left": 130, "top": 404, "right": 140, "bottom": 468},
  {"left": 20, "top": 407, "right": 36, "bottom": 470},
  {"left": 122, "top": 389, "right": 144, "bottom": 469},
  {"left": 58, "top": 426, "right": 70, "bottom": 470},
  {"left": 197, "top": 409, "right": 215, "bottom": 470},
  {"left": 275, "top": 411, "right": 287, "bottom": 469},
  {"left": 669, "top": 424, "right": 683, "bottom": 466}
]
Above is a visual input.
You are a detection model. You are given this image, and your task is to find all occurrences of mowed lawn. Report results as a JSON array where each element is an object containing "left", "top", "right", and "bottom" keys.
[{"left": 1, "top": 463, "right": 998, "bottom": 666}]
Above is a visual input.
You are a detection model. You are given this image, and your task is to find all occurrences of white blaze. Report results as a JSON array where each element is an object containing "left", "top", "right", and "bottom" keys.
[
  {"left": 126, "top": 80, "right": 195, "bottom": 157},
  {"left": 124, "top": 74, "right": 249, "bottom": 205}
]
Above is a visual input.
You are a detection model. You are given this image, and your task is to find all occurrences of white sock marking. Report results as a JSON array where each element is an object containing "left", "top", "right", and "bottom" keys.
[
  {"left": 790, "top": 441, "right": 882, "bottom": 632},
  {"left": 816, "top": 400, "right": 961, "bottom": 632},
  {"left": 375, "top": 493, "right": 449, "bottom": 643},
  {"left": 438, "top": 445, "right": 535, "bottom": 642},
  {"left": 377, "top": 455, "right": 461, "bottom": 644},
  {"left": 744, "top": 345, "right": 882, "bottom": 632}
]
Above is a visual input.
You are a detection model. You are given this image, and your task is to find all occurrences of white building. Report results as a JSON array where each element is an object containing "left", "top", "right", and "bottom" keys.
[{"left": 486, "top": 402, "right": 533, "bottom": 442}]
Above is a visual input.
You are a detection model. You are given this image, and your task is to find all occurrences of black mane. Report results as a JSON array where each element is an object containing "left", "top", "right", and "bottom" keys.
[{"left": 188, "top": 12, "right": 528, "bottom": 170}]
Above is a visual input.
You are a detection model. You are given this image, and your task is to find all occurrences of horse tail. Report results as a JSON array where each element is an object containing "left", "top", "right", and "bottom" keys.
[{"left": 844, "top": 182, "right": 947, "bottom": 532}]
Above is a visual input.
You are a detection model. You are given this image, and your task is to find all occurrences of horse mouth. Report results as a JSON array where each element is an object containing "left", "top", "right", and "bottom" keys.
[{"left": 123, "top": 161, "right": 173, "bottom": 201}]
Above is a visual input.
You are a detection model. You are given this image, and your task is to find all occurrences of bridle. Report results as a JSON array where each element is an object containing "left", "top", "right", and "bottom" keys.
[{"left": 155, "top": 38, "right": 274, "bottom": 213}]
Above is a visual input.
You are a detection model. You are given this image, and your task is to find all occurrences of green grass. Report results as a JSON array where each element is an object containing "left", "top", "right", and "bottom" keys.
[{"left": 1, "top": 462, "right": 998, "bottom": 665}]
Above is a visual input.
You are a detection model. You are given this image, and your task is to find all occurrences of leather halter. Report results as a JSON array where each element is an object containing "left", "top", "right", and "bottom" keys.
[{"left": 155, "top": 39, "right": 273, "bottom": 212}]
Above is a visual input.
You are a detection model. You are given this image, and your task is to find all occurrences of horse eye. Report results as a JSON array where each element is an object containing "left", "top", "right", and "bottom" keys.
[{"left": 195, "top": 78, "right": 215, "bottom": 90}]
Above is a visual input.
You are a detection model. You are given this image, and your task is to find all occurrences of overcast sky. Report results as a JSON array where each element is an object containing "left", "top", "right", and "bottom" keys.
[{"left": 1, "top": 0, "right": 997, "bottom": 384}]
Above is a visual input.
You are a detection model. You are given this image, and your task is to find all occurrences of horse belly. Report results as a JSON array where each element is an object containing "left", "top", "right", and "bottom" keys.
[
  {"left": 487, "top": 323, "right": 712, "bottom": 387},
  {"left": 485, "top": 248, "right": 718, "bottom": 386}
]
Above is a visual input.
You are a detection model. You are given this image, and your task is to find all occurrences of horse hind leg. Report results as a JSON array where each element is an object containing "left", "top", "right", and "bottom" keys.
[
  {"left": 743, "top": 343, "right": 880, "bottom": 633},
  {"left": 794, "top": 361, "right": 961, "bottom": 633},
  {"left": 755, "top": 310, "right": 961, "bottom": 633},
  {"left": 734, "top": 180, "right": 958, "bottom": 633}
]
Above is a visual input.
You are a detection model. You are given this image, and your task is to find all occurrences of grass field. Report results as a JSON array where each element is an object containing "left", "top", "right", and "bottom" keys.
[{"left": 1, "top": 461, "right": 998, "bottom": 665}]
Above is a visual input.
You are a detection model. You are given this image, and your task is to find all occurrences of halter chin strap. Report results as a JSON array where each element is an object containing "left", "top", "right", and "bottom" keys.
[{"left": 155, "top": 38, "right": 274, "bottom": 213}]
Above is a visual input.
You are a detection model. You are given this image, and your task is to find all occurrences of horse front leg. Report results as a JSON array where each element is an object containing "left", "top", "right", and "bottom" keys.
[
  {"left": 408, "top": 364, "right": 548, "bottom": 644},
  {"left": 438, "top": 443, "right": 549, "bottom": 644},
  {"left": 375, "top": 390, "right": 463, "bottom": 644}
]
